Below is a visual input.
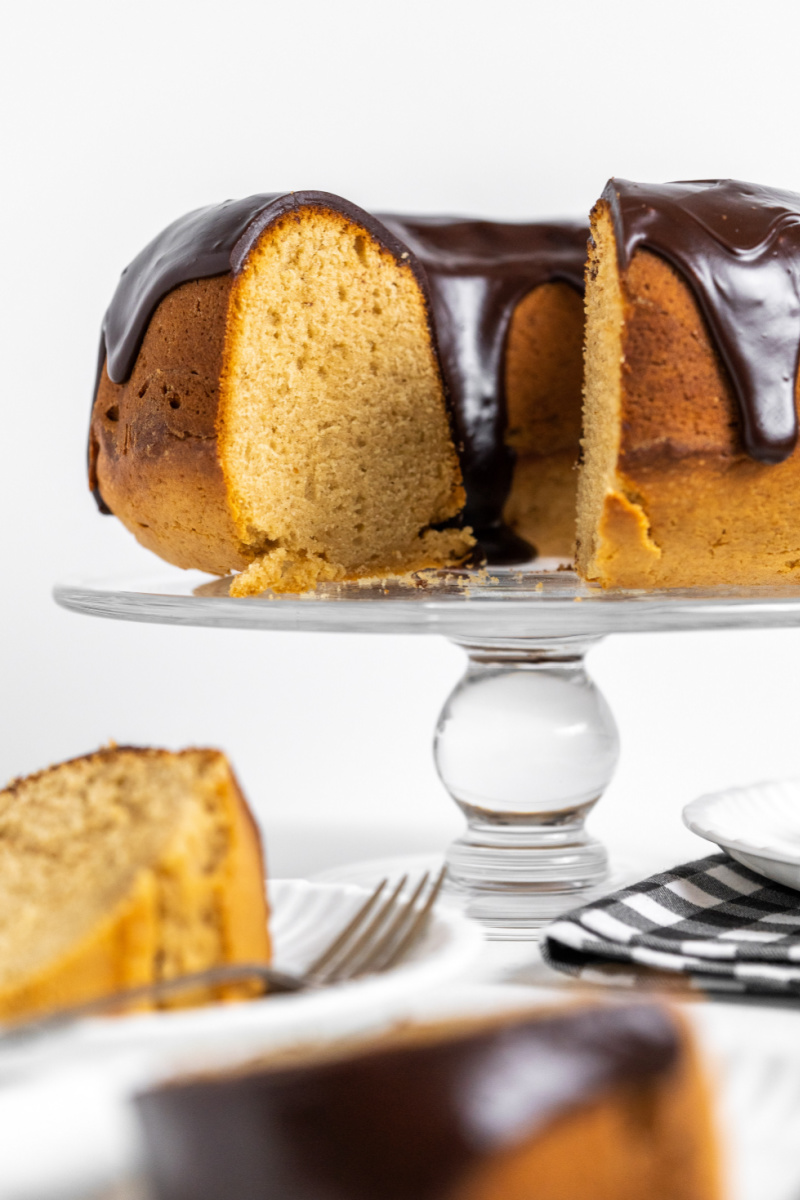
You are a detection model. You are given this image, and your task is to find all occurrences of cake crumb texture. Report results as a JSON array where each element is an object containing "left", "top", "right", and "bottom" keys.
[
  {"left": 92, "top": 204, "right": 472, "bottom": 593},
  {"left": 0, "top": 746, "right": 270, "bottom": 1021}
]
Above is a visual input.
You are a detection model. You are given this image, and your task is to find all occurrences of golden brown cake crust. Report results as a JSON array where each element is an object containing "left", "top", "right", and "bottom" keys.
[
  {"left": 619, "top": 250, "right": 743, "bottom": 468},
  {"left": 578, "top": 201, "right": 800, "bottom": 588},
  {"left": 452, "top": 1014, "right": 720, "bottom": 1200},
  {"left": 91, "top": 277, "right": 248, "bottom": 576}
]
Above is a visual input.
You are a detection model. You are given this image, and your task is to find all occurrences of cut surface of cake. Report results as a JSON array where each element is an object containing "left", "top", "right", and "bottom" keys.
[
  {"left": 0, "top": 746, "right": 270, "bottom": 1022},
  {"left": 136, "top": 1002, "right": 720, "bottom": 1200},
  {"left": 89, "top": 193, "right": 588, "bottom": 590},
  {"left": 577, "top": 178, "right": 800, "bottom": 589},
  {"left": 90, "top": 193, "right": 472, "bottom": 596}
]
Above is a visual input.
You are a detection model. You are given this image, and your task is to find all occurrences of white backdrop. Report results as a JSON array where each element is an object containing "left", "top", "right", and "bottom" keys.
[{"left": 3, "top": 0, "right": 800, "bottom": 871}]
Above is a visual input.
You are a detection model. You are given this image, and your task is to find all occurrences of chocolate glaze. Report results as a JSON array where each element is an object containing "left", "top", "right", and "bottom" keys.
[
  {"left": 137, "top": 1004, "right": 678, "bottom": 1200},
  {"left": 100, "top": 192, "right": 429, "bottom": 386},
  {"left": 605, "top": 178, "right": 800, "bottom": 464},
  {"left": 95, "top": 192, "right": 587, "bottom": 559},
  {"left": 382, "top": 216, "right": 587, "bottom": 555},
  {"left": 91, "top": 192, "right": 435, "bottom": 520}
]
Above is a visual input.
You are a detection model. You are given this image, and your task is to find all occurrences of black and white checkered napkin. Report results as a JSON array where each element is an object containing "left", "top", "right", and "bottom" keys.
[{"left": 541, "top": 853, "right": 800, "bottom": 996}]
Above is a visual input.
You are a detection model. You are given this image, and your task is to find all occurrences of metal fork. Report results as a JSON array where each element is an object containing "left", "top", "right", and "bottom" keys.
[{"left": 0, "top": 867, "right": 447, "bottom": 1044}]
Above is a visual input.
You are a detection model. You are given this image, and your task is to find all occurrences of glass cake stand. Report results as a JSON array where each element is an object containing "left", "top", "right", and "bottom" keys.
[{"left": 54, "top": 562, "right": 800, "bottom": 938}]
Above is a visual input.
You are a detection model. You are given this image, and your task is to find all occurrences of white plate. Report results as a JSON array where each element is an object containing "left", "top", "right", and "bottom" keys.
[
  {"left": 0, "top": 878, "right": 484, "bottom": 1076},
  {"left": 313, "top": 852, "right": 446, "bottom": 888},
  {"left": 683, "top": 779, "right": 800, "bottom": 890},
  {"left": 0, "top": 879, "right": 483, "bottom": 1200}
]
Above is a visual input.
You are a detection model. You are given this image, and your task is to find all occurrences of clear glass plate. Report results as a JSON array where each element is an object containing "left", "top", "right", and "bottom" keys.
[{"left": 53, "top": 561, "right": 800, "bottom": 639}]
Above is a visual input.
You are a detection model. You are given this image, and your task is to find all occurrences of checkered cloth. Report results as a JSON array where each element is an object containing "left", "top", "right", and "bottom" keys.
[{"left": 541, "top": 853, "right": 800, "bottom": 996}]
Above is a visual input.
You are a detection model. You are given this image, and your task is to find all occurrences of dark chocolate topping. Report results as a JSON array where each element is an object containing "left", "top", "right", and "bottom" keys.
[
  {"left": 137, "top": 1004, "right": 677, "bottom": 1200},
  {"left": 101, "top": 191, "right": 425, "bottom": 386},
  {"left": 605, "top": 178, "right": 800, "bottom": 463},
  {"left": 95, "top": 193, "right": 587, "bottom": 559},
  {"left": 381, "top": 216, "right": 587, "bottom": 546}
]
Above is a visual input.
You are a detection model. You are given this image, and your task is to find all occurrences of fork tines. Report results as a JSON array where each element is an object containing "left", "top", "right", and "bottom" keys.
[{"left": 307, "top": 866, "right": 446, "bottom": 986}]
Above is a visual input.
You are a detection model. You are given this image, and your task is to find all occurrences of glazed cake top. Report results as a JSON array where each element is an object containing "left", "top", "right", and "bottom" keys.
[
  {"left": 604, "top": 177, "right": 800, "bottom": 464},
  {"left": 96, "top": 192, "right": 588, "bottom": 558},
  {"left": 137, "top": 1003, "right": 679, "bottom": 1200},
  {"left": 101, "top": 192, "right": 424, "bottom": 385}
]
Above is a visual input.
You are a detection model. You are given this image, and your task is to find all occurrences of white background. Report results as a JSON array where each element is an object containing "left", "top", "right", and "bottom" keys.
[{"left": 3, "top": 0, "right": 800, "bottom": 873}]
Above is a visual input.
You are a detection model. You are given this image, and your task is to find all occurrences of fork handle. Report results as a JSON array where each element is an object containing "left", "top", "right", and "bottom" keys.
[{"left": 0, "top": 963, "right": 305, "bottom": 1045}]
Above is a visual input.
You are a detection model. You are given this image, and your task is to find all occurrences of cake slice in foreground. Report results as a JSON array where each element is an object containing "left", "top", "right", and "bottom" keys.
[
  {"left": 136, "top": 1003, "right": 719, "bottom": 1200},
  {"left": 577, "top": 178, "right": 800, "bottom": 588},
  {"left": 0, "top": 746, "right": 269, "bottom": 1022}
]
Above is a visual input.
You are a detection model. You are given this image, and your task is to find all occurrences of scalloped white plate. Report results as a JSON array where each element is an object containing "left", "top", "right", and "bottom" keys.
[
  {"left": 0, "top": 879, "right": 484, "bottom": 1200},
  {"left": 0, "top": 879, "right": 484, "bottom": 1080},
  {"left": 683, "top": 779, "right": 800, "bottom": 890}
]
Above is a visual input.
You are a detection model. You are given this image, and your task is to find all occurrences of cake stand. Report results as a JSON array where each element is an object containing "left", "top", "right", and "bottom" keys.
[{"left": 54, "top": 563, "right": 800, "bottom": 938}]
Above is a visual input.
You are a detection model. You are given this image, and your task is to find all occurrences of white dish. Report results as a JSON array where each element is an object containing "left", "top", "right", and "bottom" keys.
[
  {"left": 0, "top": 878, "right": 483, "bottom": 1200},
  {"left": 683, "top": 779, "right": 800, "bottom": 890},
  {"left": 0, "top": 878, "right": 484, "bottom": 1075},
  {"left": 313, "top": 852, "right": 446, "bottom": 889}
]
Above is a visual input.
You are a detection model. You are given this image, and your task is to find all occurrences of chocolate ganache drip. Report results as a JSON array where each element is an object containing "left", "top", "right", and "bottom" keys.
[
  {"left": 100, "top": 192, "right": 426, "bottom": 385},
  {"left": 95, "top": 193, "right": 587, "bottom": 560},
  {"left": 381, "top": 216, "right": 587, "bottom": 560},
  {"left": 92, "top": 191, "right": 434, "bottom": 515},
  {"left": 137, "top": 1005, "right": 677, "bottom": 1200},
  {"left": 605, "top": 178, "right": 800, "bottom": 463}
]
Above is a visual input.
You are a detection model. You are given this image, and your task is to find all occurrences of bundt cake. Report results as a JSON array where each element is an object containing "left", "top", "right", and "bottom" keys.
[
  {"left": 577, "top": 178, "right": 800, "bottom": 588},
  {"left": 91, "top": 180, "right": 800, "bottom": 593},
  {"left": 136, "top": 1002, "right": 720, "bottom": 1200},
  {"left": 0, "top": 746, "right": 270, "bottom": 1022},
  {"left": 88, "top": 192, "right": 587, "bottom": 592}
]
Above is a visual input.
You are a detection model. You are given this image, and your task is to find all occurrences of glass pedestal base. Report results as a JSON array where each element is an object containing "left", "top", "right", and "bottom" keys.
[
  {"left": 54, "top": 563, "right": 800, "bottom": 940},
  {"left": 445, "top": 826, "right": 609, "bottom": 936},
  {"left": 311, "top": 849, "right": 635, "bottom": 942},
  {"left": 435, "top": 635, "right": 618, "bottom": 934}
]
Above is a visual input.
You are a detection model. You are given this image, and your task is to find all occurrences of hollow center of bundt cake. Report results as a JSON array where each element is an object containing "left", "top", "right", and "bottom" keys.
[
  {"left": 218, "top": 207, "right": 467, "bottom": 582},
  {"left": 0, "top": 750, "right": 231, "bottom": 989},
  {"left": 503, "top": 281, "right": 585, "bottom": 558}
]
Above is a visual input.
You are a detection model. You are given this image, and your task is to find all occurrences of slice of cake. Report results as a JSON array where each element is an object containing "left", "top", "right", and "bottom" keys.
[
  {"left": 577, "top": 178, "right": 800, "bottom": 588},
  {"left": 136, "top": 1003, "right": 719, "bottom": 1200},
  {"left": 0, "top": 746, "right": 270, "bottom": 1022},
  {"left": 89, "top": 193, "right": 472, "bottom": 596}
]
